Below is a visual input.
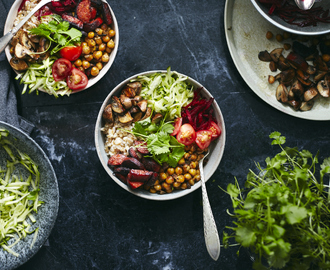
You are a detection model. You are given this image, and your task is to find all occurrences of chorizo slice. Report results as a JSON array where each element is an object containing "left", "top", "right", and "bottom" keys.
[
  {"left": 61, "top": 14, "right": 83, "bottom": 29},
  {"left": 121, "top": 158, "right": 145, "bottom": 169},
  {"left": 107, "top": 154, "right": 127, "bottom": 167},
  {"left": 141, "top": 157, "right": 161, "bottom": 172},
  {"left": 76, "top": 0, "right": 92, "bottom": 23},
  {"left": 101, "top": 2, "right": 113, "bottom": 25},
  {"left": 128, "top": 169, "right": 153, "bottom": 182}
]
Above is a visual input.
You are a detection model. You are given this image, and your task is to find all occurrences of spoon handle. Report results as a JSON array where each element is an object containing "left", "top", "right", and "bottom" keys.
[{"left": 200, "top": 163, "right": 220, "bottom": 261}]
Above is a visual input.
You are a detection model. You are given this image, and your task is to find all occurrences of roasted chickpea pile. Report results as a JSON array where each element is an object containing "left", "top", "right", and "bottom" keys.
[
  {"left": 145, "top": 144, "right": 208, "bottom": 194},
  {"left": 73, "top": 23, "right": 115, "bottom": 77}
]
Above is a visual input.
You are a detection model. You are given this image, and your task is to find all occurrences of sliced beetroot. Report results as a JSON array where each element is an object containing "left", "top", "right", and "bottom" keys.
[
  {"left": 107, "top": 154, "right": 127, "bottom": 167},
  {"left": 113, "top": 167, "right": 131, "bottom": 176},
  {"left": 141, "top": 157, "right": 161, "bottom": 172},
  {"left": 121, "top": 158, "right": 145, "bottom": 169},
  {"left": 128, "top": 170, "right": 153, "bottom": 182}
]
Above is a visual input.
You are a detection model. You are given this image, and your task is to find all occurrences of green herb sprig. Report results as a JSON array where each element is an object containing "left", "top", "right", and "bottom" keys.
[{"left": 222, "top": 131, "right": 330, "bottom": 270}]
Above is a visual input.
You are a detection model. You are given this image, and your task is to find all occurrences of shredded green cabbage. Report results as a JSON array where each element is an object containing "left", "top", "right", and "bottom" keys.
[
  {"left": 133, "top": 67, "right": 194, "bottom": 120},
  {"left": 15, "top": 57, "right": 71, "bottom": 98},
  {"left": 0, "top": 129, "right": 43, "bottom": 257}
]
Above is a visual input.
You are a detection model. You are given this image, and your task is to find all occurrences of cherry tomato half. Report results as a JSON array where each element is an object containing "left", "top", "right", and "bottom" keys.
[
  {"left": 171, "top": 117, "right": 182, "bottom": 136},
  {"left": 195, "top": 130, "right": 212, "bottom": 150},
  {"left": 177, "top": 124, "right": 196, "bottom": 146},
  {"left": 208, "top": 121, "right": 221, "bottom": 140},
  {"left": 60, "top": 46, "right": 82, "bottom": 61},
  {"left": 66, "top": 68, "right": 88, "bottom": 91},
  {"left": 52, "top": 58, "right": 72, "bottom": 82}
]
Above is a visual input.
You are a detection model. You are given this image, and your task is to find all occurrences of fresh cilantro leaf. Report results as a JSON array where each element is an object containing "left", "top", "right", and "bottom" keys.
[
  {"left": 269, "top": 131, "right": 286, "bottom": 145},
  {"left": 235, "top": 226, "right": 256, "bottom": 247}
]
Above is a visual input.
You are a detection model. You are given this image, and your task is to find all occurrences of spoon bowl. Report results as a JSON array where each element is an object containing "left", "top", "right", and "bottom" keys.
[{"left": 294, "top": 0, "right": 315, "bottom": 10}]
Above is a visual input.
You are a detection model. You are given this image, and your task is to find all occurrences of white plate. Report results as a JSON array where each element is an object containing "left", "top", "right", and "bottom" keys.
[
  {"left": 4, "top": 0, "right": 119, "bottom": 95},
  {"left": 95, "top": 70, "right": 226, "bottom": 201},
  {"left": 0, "top": 121, "right": 59, "bottom": 270},
  {"left": 224, "top": 0, "right": 330, "bottom": 121}
]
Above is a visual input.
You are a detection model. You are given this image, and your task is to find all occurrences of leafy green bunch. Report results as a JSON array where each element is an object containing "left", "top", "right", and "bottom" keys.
[
  {"left": 29, "top": 15, "right": 82, "bottom": 55},
  {"left": 223, "top": 132, "right": 330, "bottom": 270},
  {"left": 132, "top": 115, "right": 185, "bottom": 167}
]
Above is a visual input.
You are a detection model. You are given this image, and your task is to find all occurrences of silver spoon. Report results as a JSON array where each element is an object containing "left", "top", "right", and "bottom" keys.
[
  {"left": 0, "top": 0, "right": 52, "bottom": 54},
  {"left": 294, "top": 0, "right": 315, "bottom": 10},
  {"left": 199, "top": 150, "right": 220, "bottom": 261}
]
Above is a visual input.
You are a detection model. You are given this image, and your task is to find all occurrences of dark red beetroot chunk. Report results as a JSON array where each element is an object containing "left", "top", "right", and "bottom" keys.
[
  {"left": 107, "top": 154, "right": 127, "bottom": 167},
  {"left": 128, "top": 170, "right": 153, "bottom": 182},
  {"left": 121, "top": 158, "right": 145, "bottom": 170}
]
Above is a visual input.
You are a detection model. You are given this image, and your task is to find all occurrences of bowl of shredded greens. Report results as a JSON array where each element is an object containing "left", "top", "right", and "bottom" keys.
[
  {"left": 95, "top": 69, "right": 226, "bottom": 200},
  {"left": 0, "top": 121, "right": 59, "bottom": 269}
]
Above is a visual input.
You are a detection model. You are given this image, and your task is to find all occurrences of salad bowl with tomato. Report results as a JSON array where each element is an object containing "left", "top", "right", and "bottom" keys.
[
  {"left": 4, "top": 0, "right": 118, "bottom": 97},
  {"left": 95, "top": 69, "right": 226, "bottom": 201}
]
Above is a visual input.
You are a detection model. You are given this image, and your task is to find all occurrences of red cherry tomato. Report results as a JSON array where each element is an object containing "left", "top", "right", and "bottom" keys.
[
  {"left": 177, "top": 124, "right": 196, "bottom": 146},
  {"left": 66, "top": 68, "right": 88, "bottom": 91},
  {"left": 195, "top": 130, "right": 213, "bottom": 150},
  {"left": 52, "top": 58, "right": 72, "bottom": 82},
  {"left": 60, "top": 46, "right": 82, "bottom": 61},
  {"left": 208, "top": 121, "right": 221, "bottom": 140},
  {"left": 171, "top": 117, "right": 182, "bottom": 136}
]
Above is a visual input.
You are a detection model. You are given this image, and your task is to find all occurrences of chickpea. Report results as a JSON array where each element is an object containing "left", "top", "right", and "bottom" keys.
[
  {"left": 103, "top": 35, "right": 110, "bottom": 43},
  {"left": 154, "top": 180, "right": 159, "bottom": 186},
  {"left": 175, "top": 167, "right": 183, "bottom": 175},
  {"left": 99, "top": 43, "right": 106, "bottom": 51},
  {"left": 266, "top": 31, "right": 273, "bottom": 40},
  {"left": 166, "top": 176, "right": 174, "bottom": 185},
  {"left": 189, "top": 169, "right": 197, "bottom": 176},
  {"left": 154, "top": 184, "right": 162, "bottom": 191},
  {"left": 167, "top": 168, "right": 174, "bottom": 175},
  {"left": 101, "top": 53, "right": 110, "bottom": 63},
  {"left": 82, "top": 60, "right": 90, "bottom": 69},
  {"left": 84, "top": 37, "right": 90, "bottom": 42},
  {"left": 166, "top": 188, "right": 173, "bottom": 193},
  {"left": 96, "top": 62, "right": 103, "bottom": 70},
  {"left": 82, "top": 45, "right": 90, "bottom": 55},
  {"left": 322, "top": 54, "right": 330, "bottom": 63},
  {"left": 162, "top": 182, "right": 170, "bottom": 190},
  {"left": 284, "top": 43, "right": 291, "bottom": 50},
  {"left": 84, "top": 54, "right": 93, "bottom": 61},
  {"left": 184, "top": 145, "right": 191, "bottom": 151},
  {"left": 178, "top": 158, "right": 185, "bottom": 165},
  {"left": 176, "top": 175, "right": 185, "bottom": 183},
  {"left": 81, "top": 42, "right": 88, "bottom": 47},
  {"left": 91, "top": 67, "right": 99, "bottom": 76},
  {"left": 74, "top": 59, "right": 82, "bottom": 67},
  {"left": 149, "top": 188, "right": 157, "bottom": 193},
  {"left": 107, "top": 39, "right": 115, "bottom": 49},
  {"left": 197, "top": 154, "right": 204, "bottom": 161},
  {"left": 184, "top": 173, "right": 192, "bottom": 180},
  {"left": 96, "top": 28, "right": 103, "bottom": 35},
  {"left": 95, "top": 36, "right": 103, "bottom": 45},
  {"left": 108, "top": 29, "right": 115, "bottom": 37},
  {"left": 88, "top": 39, "right": 96, "bottom": 47},
  {"left": 190, "top": 144, "right": 196, "bottom": 153},
  {"left": 183, "top": 164, "right": 190, "bottom": 173},
  {"left": 276, "top": 34, "right": 283, "bottom": 42},
  {"left": 105, "top": 47, "right": 112, "bottom": 54},
  {"left": 268, "top": 75, "right": 275, "bottom": 84},
  {"left": 101, "top": 24, "right": 108, "bottom": 30},
  {"left": 184, "top": 153, "right": 190, "bottom": 159},
  {"left": 196, "top": 169, "right": 200, "bottom": 175},
  {"left": 190, "top": 154, "right": 197, "bottom": 161},
  {"left": 188, "top": 179, "right": 195, "bottom": 186},
  {"left": 88, "top": 32, "right": 94, "bottom": 39},
  {"left": 77, "top": 66, "right": 85, "bottom": 73},
  {"left": 159, "top": 172, "right": 167, "bottom": 181},
  {"left": 194, "top": 175, "right": 201, "bottom": 182},
  {"left": 181, "top": 183, "right": 188, "bottom": 190},
  {"left": 283, "top": 31, "right": 291, "bottom": 40},
  {"left": 190, "top": 161, "right": 197, "bottom": 169},
  {"left": 93, "top": 51, "right": 103, "bottom": 60},
  {"left": 173, "top": 182, "right": 181, "bottom": 188}
]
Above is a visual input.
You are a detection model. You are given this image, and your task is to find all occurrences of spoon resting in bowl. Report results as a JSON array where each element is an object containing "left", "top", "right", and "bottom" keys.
[{"left": 294, "top": 0, "right": 315, "bottom": 10}]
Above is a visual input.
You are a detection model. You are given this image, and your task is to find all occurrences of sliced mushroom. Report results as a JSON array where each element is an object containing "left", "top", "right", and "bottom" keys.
[
  {"left": 102, "top": 104, "right": 114, "bottom": 122},
  {"left": 129, "top": 106, "right": 140, "bottom": 114},
  {"left": 120, "top": 94, "right": 133, "bottom": 109},
  {"left": 118, "top": 111, "right": 133, "bottom": 124},
  {"left": 151, "top": 113, "right": 163, "bottom": 124},
  {"left": 137, "top": 100, "right": 148, "bottom": 112},
  {"left": 141, "top": 107, "right": 152, "bottom": 120},
  {"left": 314, "top": 70, "right": 327, "bottom": 82},
  {"left": 280, "top": 69, "right": 295, "bottom": 86},
  {"left": 269, "top": 61, "right": 277, "bottom": 72},
  {"left": 287, "top": 99, "right": 301, "bottom": 110},
  {"left": 296, "top": 69, "right": 309, "bottom": 81},
  {"left": 297, "top": 77, "right": 312, "bottom": 87},
  {"left": 9, "top": 57, "right": 28, "bottom": 71},
  {"left": 277, "top": 55, "right": 290, "bottom": 71},
  {"left": 14, "top": 43, "right": 34, "bottom": 59},
  {"left": 111, "top": 96, "right": 125, "bottom": 114},
  {"left": 306, "top": 65, "right": 317, "bottom": 75},
  {"left": 276, "top": 84, "right": 288, "bottom": 103},
  {"left": 300, "top": 100, "right": 314, "bottom": 111},
  {"left": 258, "top": 50, "right": 272, "bottom": 62},
  {"left": 29, "top": 35, "right": 40, "bottom": 43},
  {"left": 291, "top": 79, "right": 304, "bottom": 97},
  {"left": 304, "top": 86, "right": 318, "bottom": 101},
  {"left": 132, "top": 112, "right": 143, "bottom": 122},
  {"left": 133, "top": 95, "right": 143, "bottom": 103},
  {"left": 317, "top": 80, "right": 330, "bottom": 97},
  {"left": 121, "top": 86, "right": 136, "bottom": 98},
  {"left": 127, "top": 81, "right": 142, "bottom": 95},
  {"left": 270, "top": 48, "right": 284, "bottom": 62},
  {"left": 313, "top": 55, "right": 328, "bottom": 72},
  {"left": 38, "top": 37, "right": 50, "bottom": 52},
  {"left": 19, "top": 31, "right": 35, "bottom": 50}
]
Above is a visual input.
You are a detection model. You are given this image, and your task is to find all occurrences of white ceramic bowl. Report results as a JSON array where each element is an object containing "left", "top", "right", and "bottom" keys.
[
  {"left": 250, "top": 0, "right": 330, "bottom": 35},
  {"left": 4, "top": 0, "right": 119, "bottom": 94},
  {"left": 95, "top": 70, "right": 226, "bottom": 201}
]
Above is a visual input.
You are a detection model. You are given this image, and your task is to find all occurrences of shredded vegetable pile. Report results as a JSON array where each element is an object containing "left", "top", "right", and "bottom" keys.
[
  {"left": 134, "top": 67, "right": 194, "bottom": 120},
  {"left": 16, "top": 57, "right": 70, "bottom": 97},
  {"left": 0, "top": 129, "right": 43, "bottom": 257}
]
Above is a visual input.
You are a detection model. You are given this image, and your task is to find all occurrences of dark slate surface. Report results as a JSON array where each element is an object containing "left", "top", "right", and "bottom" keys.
[{"left": 1, "top": 0, "right": 328, "bottom": 269}]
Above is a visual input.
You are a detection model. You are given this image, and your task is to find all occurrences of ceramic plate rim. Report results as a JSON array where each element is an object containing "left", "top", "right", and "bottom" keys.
[{"left": 94, "top": 70, "right": 226, "bottom": 201}]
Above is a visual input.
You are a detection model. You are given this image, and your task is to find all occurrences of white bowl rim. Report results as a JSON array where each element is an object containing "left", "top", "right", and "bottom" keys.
[
  {"left": 94, "top": 70, "right": 226, "bottom": 201},
  {"left": 4, "top": 0, "right": 119, "bottom": 95}
]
